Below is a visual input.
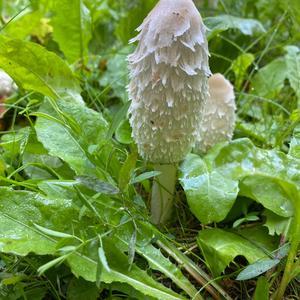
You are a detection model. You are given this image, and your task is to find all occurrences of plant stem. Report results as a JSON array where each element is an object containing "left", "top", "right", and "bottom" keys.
[
  {"left": 157, "top": 238, "right": 233, "bottom": 300},
  {"left": 273, "top": 232, "right": 300, "bottom": 300},
  {"left": 151, "top": 164, "right": 177, "bottom": 225},
  {"left": 273, "top": 183, "right": 300, "bottom": 300}
]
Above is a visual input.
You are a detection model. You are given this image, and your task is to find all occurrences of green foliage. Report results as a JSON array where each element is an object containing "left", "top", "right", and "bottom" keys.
[
  {"left": 197, "top": 227, "right": 277, "bottom": 276},
  {"left": 51, "top": 0, "right": 92, "bottom": 63},
  {"left": 0, "top": 0, "right": 300, "bottom": 299},
  {"left": 253, "top": 277, "right": 269, "bottom": 300},
  {"left": 205, "top": 14, "right": 266, "bottom": 39},
  {"left": 0, "top": 36, "right": 81, "bottom": 101},
  {"left": 180, "top": 138, "right": 296, "bottom": 224}
]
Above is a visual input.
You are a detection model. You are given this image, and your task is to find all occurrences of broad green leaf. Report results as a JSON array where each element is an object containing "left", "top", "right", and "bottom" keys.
[
  {"left": 180, "top": 154, "right": 239, "bottom": 224},
  {"left": 67, "top": 240, "right": 187, "bottom": 300},
  {"left": 239, "top": 175, "right": 293, "bottom": 217},
  {"left": 0, "top": 188, "right": 79, "bottom": 255},
  {"left": 2, "top": 11, "right": 46, "bottom": 40},
  {"left": 236, "top": 258, "right": 280, "bottom": 280},
  {"left": 38, "top": 180, "right": 78, "bottom": 199},
  {"left": 181, "top": 139, "right": 300, "bottom": 224},
  {"left": 0, "top": 36, "right": 81, "bottom": 101},
  {"left": 263, "top": 210, "right": 291, "bottom": 236},
  {"left": 35, "top": 99, "right": 108, "bottom": 176},
  {"left": 67, "top": 278, "right": 99, "bottom": 300},
  {"left": 21, "top": 132, "right": 74, "bottom": 180},
  {"left": 197, "top": 227, "right": 277, "bottom": 276},
  {"left": 115, "top": 1, "right": 156, "bottom": 44},
  {"left": 253, "top": 277, "right": 269, "bottom": 300},
  {"left": 0, "top": 127, "right": 30, "bottom": 159},
  {"left": 99, "top": 47, "right": 131, "bottom": 101},
  {"left": 0, "top": 189, "right": 187, "bottom": 299},
  {"left": 285, "top": 46, "right": 300, "bottom": 105},
  {"left": 115, "top": 119, "right": 133, "bottom": 145},
  {"left": 231, "top": 53, "right": 255, "bottom": 89},
  {"left": 204, "top": 15, "right": 265, "bottom": 39},
  {"left": 51, "top": 0, "right": 92, "bottom": 63},
  {"left": 252, "top": 58, "right": 287, "bottom": 98}
]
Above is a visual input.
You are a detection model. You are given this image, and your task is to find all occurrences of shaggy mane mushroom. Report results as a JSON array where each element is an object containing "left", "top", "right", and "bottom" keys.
[
  {"left": 127, "top": 0, "right": 210, "bottom": 225},
  {"left": 195, "top": 73, "right": 236, "bottom": 154}
]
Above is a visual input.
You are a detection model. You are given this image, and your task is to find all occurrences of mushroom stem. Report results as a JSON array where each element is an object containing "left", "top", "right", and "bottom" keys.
[{"left": 151, "top": 164, "right": 177, "bottom": 225}]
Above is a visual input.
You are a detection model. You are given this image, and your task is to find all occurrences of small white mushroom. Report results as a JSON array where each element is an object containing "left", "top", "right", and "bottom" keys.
[
  {"left": 127, "top": 0, "right": 210, "bottom": 224},
  {"left": 195, "top": 73, "right": 236, "bottom": 154},
  {"left": 0, "top": 70, "right": 17, "bottom": 99},
  {"left": 0, "top": 70, "right": 17, "bottom": 118}
]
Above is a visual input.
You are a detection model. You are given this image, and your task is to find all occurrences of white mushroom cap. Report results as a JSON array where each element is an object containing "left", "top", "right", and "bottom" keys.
[
  {"left": 195, "top": 73, "right": 236, "bottom": 154},
  {"left": 128, "top": 0, "right": 210, "bottom": 163},
  {"left": 0, "top": 69, "right": 17, "bottom": 98}
]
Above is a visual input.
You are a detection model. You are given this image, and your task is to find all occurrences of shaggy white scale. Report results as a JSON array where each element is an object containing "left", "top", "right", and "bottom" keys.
[
  {"left": 195, "top": 73, "right": 236, "bottom": 154},
  {"left": 128, "top": 0, "right": 210, "bottom": 164},
  {"left": 127, "top": 0, "right": 210, "bottom": 225}
]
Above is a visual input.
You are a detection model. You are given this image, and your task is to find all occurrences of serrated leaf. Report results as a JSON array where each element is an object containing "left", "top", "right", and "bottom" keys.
[
  {"left": 51, "top": 0, "right": 92, "bottom": 63},
  {"left": 0, "top": 36, "right": 81, "bottom": 101},
  {"left": 0, "top": 188, "right": 186, "bottom": 300},
  {"left": 0, "top": 188, "right": 78, "bottom": 255},
  {"left": 68, "top": 240, "right": 187, "bottom": 300},
  {"left": 35, "top": 99, "right": 108, "bottom": 177},
  {"left": 239, "top": 175, "right": 293, "bottom": 217},
  {"left": 136, "top": 243, "right": 201, "bottom": 300},
  {"left": 263, "top": 210, "right": 291, "bottom": 236},
  {"left": 197, "top": 227, "right": 277, "bottom": 276},
  {"left": 252, "top": 58, "right": 288, "bottom": 98},
  {"left": 204, "top": 15, "right": 265, "bottom": 39},
  {"left": 3, "top": 11, "right": 46, "bottom": 40}
]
